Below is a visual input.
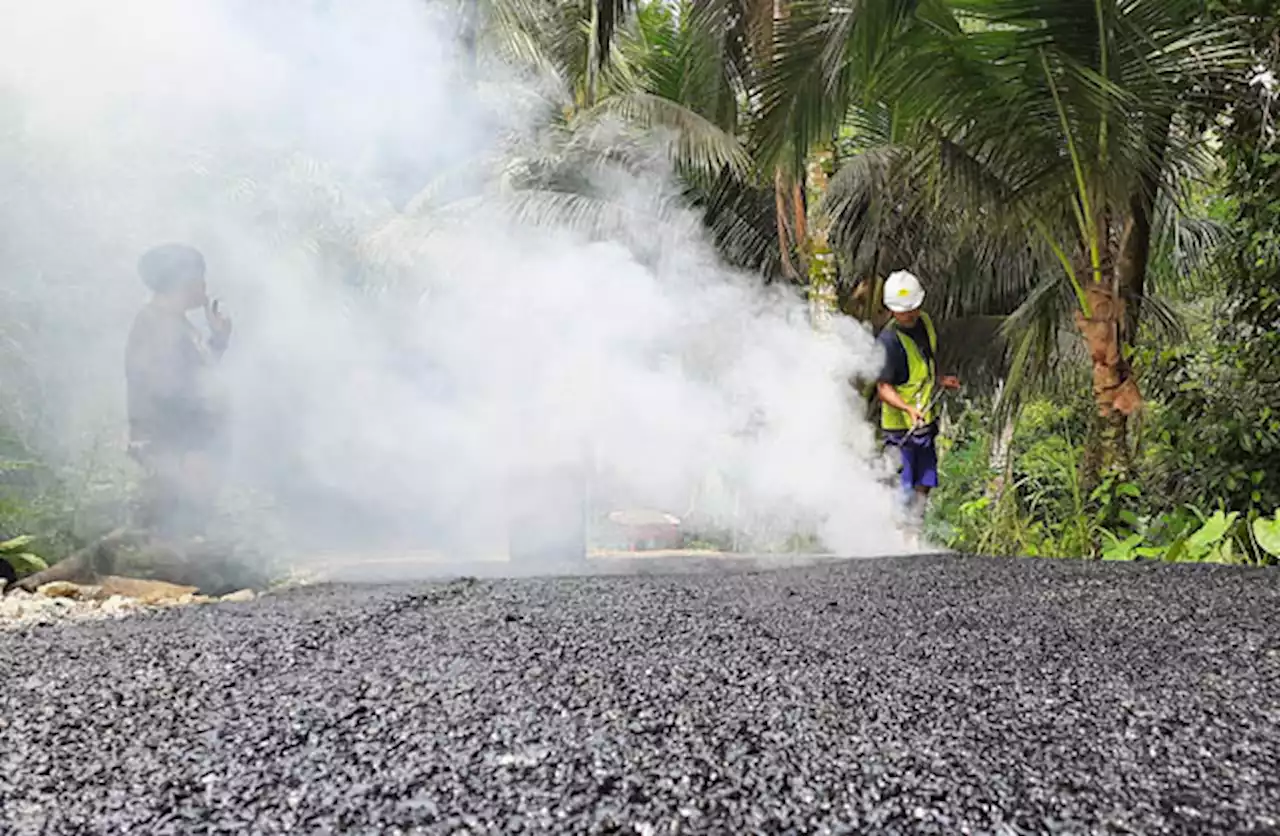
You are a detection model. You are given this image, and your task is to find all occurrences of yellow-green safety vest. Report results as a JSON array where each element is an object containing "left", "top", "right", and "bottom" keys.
[{"left": 880, "top": 311, "right": 937, "bottom": 431}]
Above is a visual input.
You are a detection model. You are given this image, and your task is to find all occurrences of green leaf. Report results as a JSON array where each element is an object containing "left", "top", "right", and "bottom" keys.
[
  {"left": 3, "top": 552, "right": 48, "bottom": 577},
  {"left": 1101, "top": 532, "right": 1142, "bottom": 561},
  {"left": 1252, "top": 512, "right": 1280, "bottom": 558},
  {"left": 0, "top": 535, "right": 35, "bottom": 553},
  {"left": 1163, "top": 535, "right": 1188, "bottom": 564},
  {"left": 1185, "top": 511, "right": 1239, "bottom": 559}
]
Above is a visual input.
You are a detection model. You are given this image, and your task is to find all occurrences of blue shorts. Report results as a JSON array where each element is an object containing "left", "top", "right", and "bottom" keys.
[{"left": 884, "top": 428, "right": 938, "bottom": 494}]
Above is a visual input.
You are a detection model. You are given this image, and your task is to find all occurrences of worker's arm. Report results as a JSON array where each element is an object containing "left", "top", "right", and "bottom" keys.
[
  {"left": 876, "top": 381, "right": 923, "bottom": 426},
  {"left": 204, "top": 299, "right": 232, "bottom": 360}
]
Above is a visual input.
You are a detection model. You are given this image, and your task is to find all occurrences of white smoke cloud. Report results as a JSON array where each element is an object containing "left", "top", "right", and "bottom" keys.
[{"left": 0, "top": 0, "right": 913, "bottom": 568}]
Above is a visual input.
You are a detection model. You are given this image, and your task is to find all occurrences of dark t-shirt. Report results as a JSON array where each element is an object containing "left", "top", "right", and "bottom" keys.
[
  {"left": 125, "top": 304, "right": 227, "bottom": 450},
  {"left": 876, "top": 319, "right": 933, "bottom": 386}
]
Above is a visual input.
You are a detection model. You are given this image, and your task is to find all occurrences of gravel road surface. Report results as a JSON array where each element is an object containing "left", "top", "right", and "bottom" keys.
[{"left": 3, "top": 554, "right": 1279, "bottom": 834}]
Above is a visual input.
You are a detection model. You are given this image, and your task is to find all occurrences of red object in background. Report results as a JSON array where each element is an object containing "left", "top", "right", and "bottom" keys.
[{"left": 605, "top": 509, "right": 682, "bottom": 551}]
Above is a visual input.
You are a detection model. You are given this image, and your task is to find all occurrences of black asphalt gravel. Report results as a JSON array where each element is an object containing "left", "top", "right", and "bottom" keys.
[{"left": 3, "top": 554, "right": 1279, "bottom": 835}]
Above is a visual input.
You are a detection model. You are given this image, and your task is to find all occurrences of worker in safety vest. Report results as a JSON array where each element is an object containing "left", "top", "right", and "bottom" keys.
[{"left": 875, "top": 270, "right": 960, "bottom": 523}]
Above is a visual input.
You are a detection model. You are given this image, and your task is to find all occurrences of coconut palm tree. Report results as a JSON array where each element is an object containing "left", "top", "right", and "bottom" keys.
[
  {"left": 752, "top": 0, "right": 1252, "bottom": 475},
  {"left": 494, "top": 0, "right": 817, "bottom": 285},
  {"left": 435, "top": 0, "right": 775, "bottom": 267}
]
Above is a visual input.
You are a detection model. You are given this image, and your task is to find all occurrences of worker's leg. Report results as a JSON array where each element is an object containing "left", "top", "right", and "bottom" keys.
[
  {"left": 896, "top": 443, "right": 923, "bottom": 529},
  {"left": 898, "top": 436, "right": 938, "bottom": 532},
  {"left": 174, "top": 449, "right": 224, "bottom": 538},
  {"left": 130, "top": 443, "right": 183, "bottom": 534},
  {"left": 133, "top": 444, "right": 219, "bottom": 536},
  {"left": 911, "top": 437, "right": 939, "bottom": 524}
]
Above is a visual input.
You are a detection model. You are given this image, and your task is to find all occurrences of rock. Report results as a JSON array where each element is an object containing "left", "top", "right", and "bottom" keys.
[
  {"left": 37, "top": 581, "right": 105, "bottom": 601},
  {"left": 36, "top": 581, "right": 83, "bottom": 599},
  {"left": 1, "top": 573, "right": 220, "bottom": 629},
  {"left": 97, "top": 575, "right": 199, "bottom": 604},
  {"left": 0, "top": 590, "right": 31, "bottom": 619},
  {"left": 161, "top": 593, "right": 214, "bottom": 607},
  {"left": 98, "top": 595, "right": 139, "bottom": 616},
  {"left": 219, "top": 589, "right": 256, "bottom": 604}
]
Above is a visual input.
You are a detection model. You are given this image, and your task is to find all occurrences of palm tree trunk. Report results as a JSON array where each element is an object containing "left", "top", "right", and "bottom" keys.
[
  {"left": 585, "top": 0, "right": 601, "bottom": 108},
  {"left": 1075, "top": 252, "right": 1142, "bottom": 490},
  {"left": 774, "top": 169, "right": 801, "bottom": 279},
  {"left": 1079, "top": 118, "right": 1170, "bottom": 489},
  {"left": 804, "top": 147, "right": 838, "bottom": 321},
  {"left": 767, "top": 0, "right": 807, "bottom": 284},
  {"left": 1116, "top": 114, "right": 1172, "bottom": 344}
]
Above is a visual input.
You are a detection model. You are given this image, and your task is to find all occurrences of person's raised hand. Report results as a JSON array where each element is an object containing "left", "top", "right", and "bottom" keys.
[
  {"left": 940, "top": 375, "right": 961, "bottom": 391},
  {"left": 206, "top": 298, "right": 233, "bottom": 344}
]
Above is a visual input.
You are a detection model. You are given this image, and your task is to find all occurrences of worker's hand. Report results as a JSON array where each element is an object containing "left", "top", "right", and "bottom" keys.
[
  {"left": 206, "top": 298, "right": 233, "bottom": 344},
  {"left": 906, "top": 406, "right": 925, "bottom": 427},
  {"left": 940, "top": 375, "right": 961, "bottom": 390}
]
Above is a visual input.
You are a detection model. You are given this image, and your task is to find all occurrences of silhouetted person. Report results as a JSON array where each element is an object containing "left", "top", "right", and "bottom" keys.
[
  {"left": 126, "top": 243, "right": 233, "bottom": 539},
  {"left": 9, "top": 245, "right": 234, "bottom": 593}
]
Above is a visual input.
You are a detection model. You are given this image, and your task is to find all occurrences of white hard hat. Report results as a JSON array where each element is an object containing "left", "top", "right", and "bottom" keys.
[{"left": 883, "top": 270, "right": 924, "bottom": 312}]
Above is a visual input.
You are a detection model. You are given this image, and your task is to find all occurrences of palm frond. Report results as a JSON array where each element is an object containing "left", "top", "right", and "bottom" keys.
[
  {"left": 496, "top": 186, "right": 690, "bottom": 255},
  {"left": 819, "top": 144, "right": 906, "bottom": 275},
  {"left": 1151, "top": 206, "right": 1228, "bottom": 282},
  {"left": 481, "top": 0, "right": 572, "bottom": 85},
  {"left": 934, "top": 314, "right": 1012, "bottom": 394},
  {"left": 694, "top": 167, "right": 780, "bottom": 276},
  {"left": 752, "top": 0, "right": 923, "bottom": 174},
  {"left": 1136, "top": 290, "right": 1189, "bottom": 345},
  {"left": 583, "top": 91, "right": 751, "bottom": 177}
]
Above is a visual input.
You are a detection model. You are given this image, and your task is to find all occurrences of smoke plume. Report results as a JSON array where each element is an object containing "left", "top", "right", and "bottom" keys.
[{"left": 0, "top": 0, "right": 913, "bottom": 569}]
